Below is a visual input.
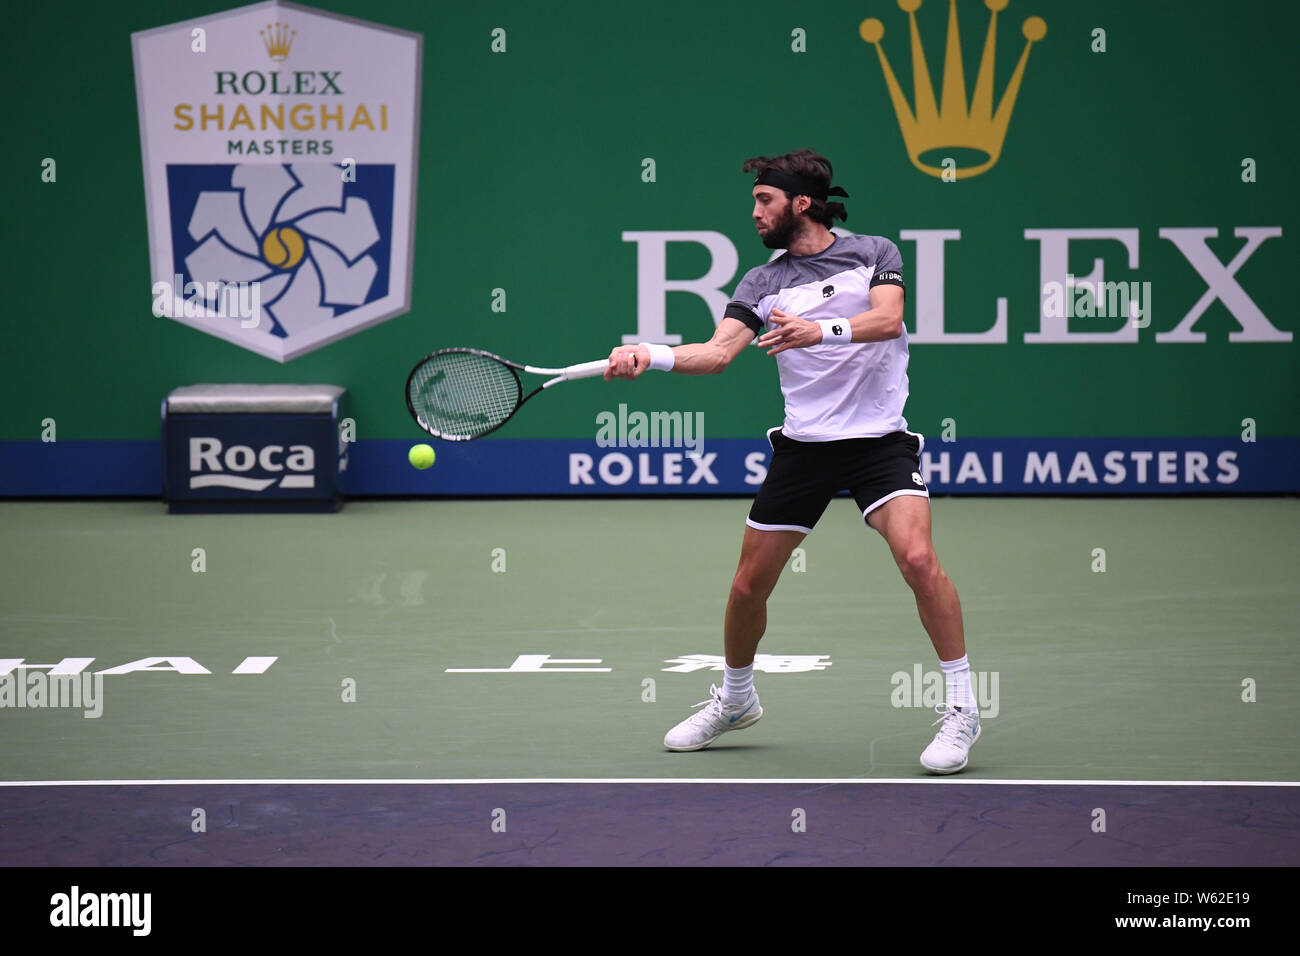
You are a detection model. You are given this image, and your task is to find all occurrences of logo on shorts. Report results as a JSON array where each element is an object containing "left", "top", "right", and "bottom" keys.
[
  {"left": 911, "top": 471, "right": 924, "bottom": 486},
  {"left": 822, "top": 285, "right": 835, "bottom": 298}
]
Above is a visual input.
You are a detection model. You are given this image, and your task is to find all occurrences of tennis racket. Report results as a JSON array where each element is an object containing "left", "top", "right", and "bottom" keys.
[{"left": 405, "top": 347, "right": 615, "bottom": 441}]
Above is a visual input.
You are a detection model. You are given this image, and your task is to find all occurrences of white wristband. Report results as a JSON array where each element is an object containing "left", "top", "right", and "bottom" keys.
[
  {"left": 639, "top": 342, "right": 676, "bottom": 371},
  {"left": 816, "top": 319, "right": 853, "bottom": 344}
]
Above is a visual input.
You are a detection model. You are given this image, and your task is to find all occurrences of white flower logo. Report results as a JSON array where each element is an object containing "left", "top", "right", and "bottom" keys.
[{"left": 183, "top": 163, "right": 381, "bottom": 338}]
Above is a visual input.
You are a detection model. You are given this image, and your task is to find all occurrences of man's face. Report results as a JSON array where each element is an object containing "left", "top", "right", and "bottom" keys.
[{"left": 752, "top": 185, "right": 801, "bottom": 250}]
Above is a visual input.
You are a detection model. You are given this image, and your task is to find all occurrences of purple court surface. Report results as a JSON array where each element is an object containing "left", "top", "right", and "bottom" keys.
[{"left": 1, "top": 782, "right": 1295, "bottom": 866}]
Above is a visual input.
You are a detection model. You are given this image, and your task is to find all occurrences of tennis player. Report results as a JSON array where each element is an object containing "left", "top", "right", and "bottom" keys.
[{"left": 605, "top": 148, "right": 981, "bottom": 773}]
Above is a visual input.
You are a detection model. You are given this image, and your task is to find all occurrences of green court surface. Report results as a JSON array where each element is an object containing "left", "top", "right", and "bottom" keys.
[{"left": 1, "top": 498, "right": 1296, "bottom": 783}]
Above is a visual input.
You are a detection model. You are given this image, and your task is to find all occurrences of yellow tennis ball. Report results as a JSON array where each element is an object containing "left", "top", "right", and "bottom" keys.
[{"left": 409, "top": 443, "right": 435, "bottom": 470}]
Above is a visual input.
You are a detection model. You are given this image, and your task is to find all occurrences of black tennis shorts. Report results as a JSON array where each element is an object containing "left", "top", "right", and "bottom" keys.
[{"left": 747, "top": 428, "right": 928, "bottom": 534}]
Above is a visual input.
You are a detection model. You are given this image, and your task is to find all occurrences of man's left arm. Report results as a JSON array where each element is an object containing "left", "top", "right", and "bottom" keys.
[
  {"left": 841, "top": 283, "right": 904, "bottom": 342},
  {"left": 758, "top": 284, "right": 905, "bottom": 354}
]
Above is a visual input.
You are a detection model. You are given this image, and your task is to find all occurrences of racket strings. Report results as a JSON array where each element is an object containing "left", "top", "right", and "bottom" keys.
[{"left": 407, "top": 352, "right": 522, "bottom": 439}]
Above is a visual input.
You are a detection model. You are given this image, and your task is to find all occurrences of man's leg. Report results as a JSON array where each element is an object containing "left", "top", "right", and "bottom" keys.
[
  {"left": 866, "top": 494, "right": 981, "bottom": 773},
  {"left": 665, "top": 427, "right": 827, "bottom": 753},
  {"left": 865, "top": 494, "right": 963, "bottom": 662},
  {"left": 725, "top": 524, "right": 806, "bottom": 667},
  {"left": 663, "top": 524, "right": 803, "bottom": 752}
]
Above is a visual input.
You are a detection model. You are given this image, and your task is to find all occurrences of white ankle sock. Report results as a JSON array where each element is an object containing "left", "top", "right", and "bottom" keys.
[
  {"left": 722, "top": 664, "right": 754, "bottom": 706},
  {"left": 940, "top": 655, "right": 977, "bottom": 713}
]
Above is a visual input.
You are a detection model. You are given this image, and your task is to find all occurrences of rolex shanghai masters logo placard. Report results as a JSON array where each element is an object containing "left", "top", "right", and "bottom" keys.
[
  {"left": 132, "top": 1, "right": 422, "bottom": 362},
  {"left": 860, "top": 0, "right": 1045, "bottom": 181}
]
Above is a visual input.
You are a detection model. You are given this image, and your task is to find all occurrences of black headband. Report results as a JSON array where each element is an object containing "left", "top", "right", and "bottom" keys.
[{"left": 754, "top": 168, "right": 849, "bottom": 202}]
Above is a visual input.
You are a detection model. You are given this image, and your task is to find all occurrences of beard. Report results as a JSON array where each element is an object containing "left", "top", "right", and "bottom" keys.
[{"left": 760, "top": 204, "right": 801, "bottom": 249}]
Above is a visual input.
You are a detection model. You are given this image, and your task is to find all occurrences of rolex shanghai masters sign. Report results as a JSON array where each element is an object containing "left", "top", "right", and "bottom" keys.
[{"left": 132, "top": 2, "right": 422, "bottom": 361}]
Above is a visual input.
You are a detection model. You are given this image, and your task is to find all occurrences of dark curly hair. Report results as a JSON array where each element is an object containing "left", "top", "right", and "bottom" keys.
[{"left": 741, "top": 148, "right": 847, "bottom": 227}]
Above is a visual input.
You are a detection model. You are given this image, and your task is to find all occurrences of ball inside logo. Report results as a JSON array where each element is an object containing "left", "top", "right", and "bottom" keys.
[{"left": 262, "top": 226, "right": 305, "bottom": 269}]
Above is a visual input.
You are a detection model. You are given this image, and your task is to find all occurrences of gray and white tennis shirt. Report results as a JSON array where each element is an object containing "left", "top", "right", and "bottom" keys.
[{"left": 724, "top": 233, "right": 909, "bottom": 441}]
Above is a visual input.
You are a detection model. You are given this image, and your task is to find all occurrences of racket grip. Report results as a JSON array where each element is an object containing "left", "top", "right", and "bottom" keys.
[{"left": 562, "top": 359, "right": 613, "bottom": 380}]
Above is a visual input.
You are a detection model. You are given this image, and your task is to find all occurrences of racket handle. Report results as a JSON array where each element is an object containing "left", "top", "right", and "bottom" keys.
[{"left": 561, "top": 359, "right": 613, "bottom": 380}]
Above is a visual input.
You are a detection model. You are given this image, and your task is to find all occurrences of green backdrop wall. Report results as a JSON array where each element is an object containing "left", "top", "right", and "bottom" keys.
[{"left": 1, "top": 0, "right": 1296, "bottom": 495}]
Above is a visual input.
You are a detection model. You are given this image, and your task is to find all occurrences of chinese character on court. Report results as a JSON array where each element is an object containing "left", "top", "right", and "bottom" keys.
[{"left": 661, "top": 654, "right": 832, "bottom": 674}]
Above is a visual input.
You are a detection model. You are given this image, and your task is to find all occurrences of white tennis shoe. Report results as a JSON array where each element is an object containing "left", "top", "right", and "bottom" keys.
[
  {"left": 920, "top": 703, "right": 981, "bottom": 774},
  {"left": 664, "top": 684, "right": 762, "bottom": 752}
]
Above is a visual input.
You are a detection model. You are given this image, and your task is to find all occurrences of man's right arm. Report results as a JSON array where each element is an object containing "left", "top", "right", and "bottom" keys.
[{"left": 604, "top": 317, "right": 755, "bottom": 380}]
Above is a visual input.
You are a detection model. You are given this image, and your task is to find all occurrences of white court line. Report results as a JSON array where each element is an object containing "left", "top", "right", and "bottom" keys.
[{"left": 0, "top": 778, "right": 1296, "bottom": 787}]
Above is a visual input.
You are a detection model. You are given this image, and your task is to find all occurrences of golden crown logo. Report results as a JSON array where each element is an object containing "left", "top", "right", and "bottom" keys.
[
  {"left": 860, "top": 0, "right": 1046, "bottom": 180},
  {"left": 259, "top": 21, "right": 296, "bottom": 61}
]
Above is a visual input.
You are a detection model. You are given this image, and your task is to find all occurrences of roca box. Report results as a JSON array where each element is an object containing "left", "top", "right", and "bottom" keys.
[{"left": 162, "top": 384, "right": 347, "bottom": 512}]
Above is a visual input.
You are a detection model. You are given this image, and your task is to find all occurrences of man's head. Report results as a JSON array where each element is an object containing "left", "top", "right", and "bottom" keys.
[{"left": 742, "top": 149, "right": 848, "bottom": 249}]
